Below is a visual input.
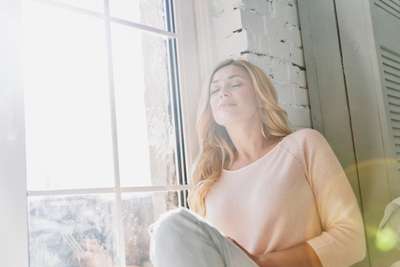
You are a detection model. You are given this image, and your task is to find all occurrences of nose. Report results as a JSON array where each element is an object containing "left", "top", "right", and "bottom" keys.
[{"left": 218, "top": 85, "right": 231, "bottom": 98}]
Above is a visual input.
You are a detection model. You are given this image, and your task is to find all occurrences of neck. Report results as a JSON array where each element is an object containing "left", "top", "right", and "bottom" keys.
[{"left": 225, "top": 121, "right": 275, "bottom": 162}]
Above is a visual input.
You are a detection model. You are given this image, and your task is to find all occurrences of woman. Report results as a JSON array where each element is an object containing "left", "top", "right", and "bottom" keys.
[{"left": 149, "top": 59, "right": 367, "bottom": 267}]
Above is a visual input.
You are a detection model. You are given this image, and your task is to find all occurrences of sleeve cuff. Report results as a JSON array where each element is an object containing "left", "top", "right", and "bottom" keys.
[{"left": 306, "top": 234, "right": 335, "bottom": 267}]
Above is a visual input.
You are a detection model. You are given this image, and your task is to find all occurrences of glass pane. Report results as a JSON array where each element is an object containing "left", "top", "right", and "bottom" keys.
[
  {"left": 28, "top": 194, "right": 116, "bottom": 267},
  {"left": 22, "top": 1, "right": 115, "bottom": 190},
  {"left": 121, "top": 191, "right": 180, "bottom": 267},
  {"left": 111, "top": 23, "right": 177, "bottom": 187},
  {"left": 52, "top": 0, "right": 104, "bottom": 13},
  {"left": 110, "top": 0, "right": 168, "bottom": 31}
]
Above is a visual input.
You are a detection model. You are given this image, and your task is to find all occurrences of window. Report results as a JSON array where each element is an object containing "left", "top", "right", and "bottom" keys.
[{"left": 20, "top": 0, "right": 193, "bottom": 266}]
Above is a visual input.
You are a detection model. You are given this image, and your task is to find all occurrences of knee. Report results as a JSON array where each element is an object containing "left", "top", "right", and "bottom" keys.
[
  {"left": 148, "top": 208, "right": 197, "bottom": 263},
  {"left": 148, "top": 208, "right": 194, "bottom": 244}
]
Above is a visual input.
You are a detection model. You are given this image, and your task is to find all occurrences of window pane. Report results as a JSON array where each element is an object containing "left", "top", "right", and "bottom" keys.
[
  {"left": 111, "top": 23, "right": 177, "bottom": 187},
  {"left": 52, "top": 0, "right": 104, "bottom": 13},
  {"left": 28, "top": 194, "right": 117, "bottom": 267},
  {"left": 22, "top": 1, "right": 115, "bottom": 190},
  {"left": 110, "top": 0, "right": 168, "bottom": 31},
  {"left": 121, "top": 191, "right": 180, "bottom": 266}
]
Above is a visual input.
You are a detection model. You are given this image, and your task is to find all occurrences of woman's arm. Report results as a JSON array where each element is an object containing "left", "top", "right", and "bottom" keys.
[
  {"left": 255, "top": 242, "right": 322, "bottom": 267},
  {"left": 229, "top": 237, "right": 321, "bottom": 267},
  {"left": 292, "top": 129, "right": 366, "bottom": 267}
]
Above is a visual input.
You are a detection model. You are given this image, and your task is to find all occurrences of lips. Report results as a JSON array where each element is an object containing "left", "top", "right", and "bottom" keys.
[{"left": 218, "top": 103, "right": 236, "bottom": 109}]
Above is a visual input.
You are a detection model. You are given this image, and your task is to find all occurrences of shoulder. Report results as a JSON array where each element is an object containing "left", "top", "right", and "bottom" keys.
[
  {"left": 268, "top": 129, "right": 321, "bottom": 177},
  {"left": 284, "top": 128, "right": 342, "bottom": 182},
  {"left": 273, "top": 128, "right": 321, "bottom": 165},
  {"left": 282, "top": 128, "right": 331, "bottom": 163},
  {"left": 292, "top": 127, "right": 324, "bottom": 139},
  {"left": 285, "top": 128, "right": 327, "bottom": 148}
]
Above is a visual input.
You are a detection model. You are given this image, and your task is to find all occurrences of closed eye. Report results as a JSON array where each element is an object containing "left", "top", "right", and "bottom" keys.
[{"left": 210, "top": 88, "right": 220, "bottom": 95}]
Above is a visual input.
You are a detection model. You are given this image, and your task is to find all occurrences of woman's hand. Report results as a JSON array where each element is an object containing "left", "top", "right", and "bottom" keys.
[{"left": 76, "top": 239, "right": 113, "bottom": 267}]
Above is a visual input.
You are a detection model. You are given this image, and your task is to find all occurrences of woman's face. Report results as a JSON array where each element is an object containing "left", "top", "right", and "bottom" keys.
[{"left": 209, "top": 64, "right": 260, "bottom": 127}]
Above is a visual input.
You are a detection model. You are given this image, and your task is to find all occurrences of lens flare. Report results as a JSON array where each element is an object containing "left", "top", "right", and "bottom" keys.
[{"left": 376, "top": 227, "right": 398, "bottom": 251}]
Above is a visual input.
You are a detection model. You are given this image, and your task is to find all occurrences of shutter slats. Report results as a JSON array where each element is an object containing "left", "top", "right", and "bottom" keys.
[
  {"left": 388, "top": 100, "right": 400, "bottom": 109},
  {"left": 392, "top": 128, "right": 400, "bottom": 136},
  {"left": 383, "top": 62, "right": 400, "bottom": 73},
  {"left": 388, "top": 93, "right": 400, "bottom": 100},
  {"left": 382, "top": 54, "right": 400, "bottom": 67},
  {"left": 386, "top": 78, "right": 400, "bottom": 87},
  {"left": 375, "top": 0, "right": 400, "bottom": 19},
  {"left": 382, "top": 46, "right": 400, "bottom": 165}
]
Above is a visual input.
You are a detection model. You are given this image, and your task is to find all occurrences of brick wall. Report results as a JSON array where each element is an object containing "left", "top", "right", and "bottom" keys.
[{"left": 207, "top": 0, "right": 311, "bottom": 129}]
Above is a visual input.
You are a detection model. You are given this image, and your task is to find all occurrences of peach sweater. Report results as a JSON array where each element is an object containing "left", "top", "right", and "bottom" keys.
[{"left": 205, "top": 128, "right": 366, "bottom": 267}]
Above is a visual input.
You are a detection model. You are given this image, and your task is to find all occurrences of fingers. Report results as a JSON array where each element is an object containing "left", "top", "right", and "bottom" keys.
[
  {"left": 82, "top": 239, "right": 104, "bottom": 253},
  {"left": 75, "top": 241, "right": 113, "bottom": 267}
]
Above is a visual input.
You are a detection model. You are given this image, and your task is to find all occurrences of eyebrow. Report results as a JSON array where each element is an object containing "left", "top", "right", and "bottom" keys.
[{"left": 211, "top": 75, "right": 242, "bottom": 83}]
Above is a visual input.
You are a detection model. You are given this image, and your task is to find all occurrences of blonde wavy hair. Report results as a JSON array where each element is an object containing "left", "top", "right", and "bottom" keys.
[{"left": 187, "top": 58, "right": 293, "bottom": 217}]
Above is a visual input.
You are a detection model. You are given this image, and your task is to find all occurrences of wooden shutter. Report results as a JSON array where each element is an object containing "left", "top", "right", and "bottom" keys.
[
  {"left": 299, "top": 0, "right": 400, "bottom": 266},
  {"left": 372, "top": 0, "right": 400, "bottom": 199}
]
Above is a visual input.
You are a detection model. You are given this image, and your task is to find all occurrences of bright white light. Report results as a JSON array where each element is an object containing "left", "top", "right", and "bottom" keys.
[
  {"left": 22, "top": 0, "right": 154, "bottom": 190},
  {"left": 111, "top": 22, "right": 152, "bottom": 187},
  {"left": 22, "top": 0, "right": 115, "bottom": 190}
]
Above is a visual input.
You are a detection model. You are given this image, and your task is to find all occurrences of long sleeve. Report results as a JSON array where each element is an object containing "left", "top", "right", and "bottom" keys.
[{"left": 298, "top": 129, "right": 367, "bottom": 267}]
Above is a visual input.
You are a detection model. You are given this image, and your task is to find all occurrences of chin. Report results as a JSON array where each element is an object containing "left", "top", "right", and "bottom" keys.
[
  {"left": 215, "top": 117, "right": 239, "bottom": 127},
  {"left": 215, "top": 113, "right": 255, "bottom": 128}
]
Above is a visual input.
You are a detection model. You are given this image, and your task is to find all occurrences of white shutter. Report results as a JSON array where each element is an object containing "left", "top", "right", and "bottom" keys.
[{"left": 372, "top": 0, "right": 400, "bottom": 198}]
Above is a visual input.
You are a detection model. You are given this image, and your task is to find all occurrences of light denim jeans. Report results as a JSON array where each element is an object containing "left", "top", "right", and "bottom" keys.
[
  {"left": 379, "top": 197, "right": 400, "bottom": 267},
  {"left": 148, "top": 207, "right": 260, "bottom": 267}
]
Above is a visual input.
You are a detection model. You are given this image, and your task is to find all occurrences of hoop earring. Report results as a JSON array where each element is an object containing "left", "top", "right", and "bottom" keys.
[{"left": 261, "top": 125, "right": 267, "bottom": 139}]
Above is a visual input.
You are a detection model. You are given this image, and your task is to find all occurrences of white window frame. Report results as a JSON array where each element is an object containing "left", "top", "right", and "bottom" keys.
[
  {"left": 174, "top": 0, "right": 203, "bottom": 174},
  {"left": 0, "top": 0, "right": 202, "bottom": 265},
  {"left": 0, "top": 0, "right": 29, "bottom": 266}
]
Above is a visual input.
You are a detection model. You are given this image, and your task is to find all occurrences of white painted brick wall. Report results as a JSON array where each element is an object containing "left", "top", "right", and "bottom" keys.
[{"left": 208, "top": 0, "right": 311, "bottom": 130}]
